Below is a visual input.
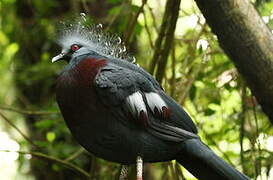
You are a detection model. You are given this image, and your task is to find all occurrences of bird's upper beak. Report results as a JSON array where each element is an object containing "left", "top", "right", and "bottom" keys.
[{"left": 51, "top": 50, "right": 68, "bottom": 62}]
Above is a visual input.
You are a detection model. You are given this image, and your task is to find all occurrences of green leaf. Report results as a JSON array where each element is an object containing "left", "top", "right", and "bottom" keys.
[
  {"left": 35, "top": 119, "right": 54, "bottom": 129},
  {"left": 46, "top": 132, "right": 56, "bottom": 142},
  {"left": 204, "top": 108, "right": 215, "bottom": 116}
]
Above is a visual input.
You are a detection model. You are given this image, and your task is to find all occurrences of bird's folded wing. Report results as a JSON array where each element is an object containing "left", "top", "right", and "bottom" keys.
[{"left": 94, "top": 63, "right": 198, "bottom": 142}]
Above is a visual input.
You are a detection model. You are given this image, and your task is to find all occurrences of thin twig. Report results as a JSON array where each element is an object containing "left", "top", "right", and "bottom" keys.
[
  {"left": 124, "top": 0, "right": 147, "bottom": 45},
  {"left": 170, "top": 45, "right": 176, "bottom": 97},
  {"left": 178, "top": 62, "right": 203, "bottom": 105},
  {"left": 202, "top": 129, "right": 235, "bottom": 166},
  {"left": 105, "top": 1, "right": 128, "bottom": 31},
  {"left": 0, "top": 104, "right": 58, "bottom": 115},
  {"left": 252, "top": 96, "right": 262, "bottom": 179},
  {"left": 240, "top": 83, "right": 247, "bottom": 174},
  {"left": 65, "top": 147, "right": 85, "bottom": 161},
  {"left": 0, "top": 111, "right": 37, "bottom": 147},
  {"left": 143, "top": 9, "right": 154, "bottom": 49},
  {"left": 148, "top": 0, "right": 171, "bottom": 74},
  {"left": 89, "top": 154, "right": 98, "bottom": 180},
  {"left": 1, "top": 150, "right": 90, "bottom": 179},
  {"left": 147, "top": 6, "right": 159, "bottom": 33}
]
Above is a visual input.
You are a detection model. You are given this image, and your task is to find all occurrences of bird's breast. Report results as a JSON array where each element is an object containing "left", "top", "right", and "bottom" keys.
[
  {"left": 55, "top": 59, "right": 117, "bottom": 155},
  {"left": 55, "top": 58, "right": 109, "bottom": 127}
]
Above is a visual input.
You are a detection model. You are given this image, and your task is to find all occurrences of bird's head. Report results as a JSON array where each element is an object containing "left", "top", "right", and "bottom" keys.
[
  {"left": 52, "top": 21, "right": 135, "bottom": 64},
  {"left": 51, "top": 24, "right": 101, "bottom": 63},
  {"left": 51, "top": 38, "right": 95, "bottom": 63}
]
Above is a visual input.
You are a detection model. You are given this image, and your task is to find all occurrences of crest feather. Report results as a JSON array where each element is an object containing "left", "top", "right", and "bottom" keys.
[{"left": 57, "top": 16, "right": 136, "bottom": 63}]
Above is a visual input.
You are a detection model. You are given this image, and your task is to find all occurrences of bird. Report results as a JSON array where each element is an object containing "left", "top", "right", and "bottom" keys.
[{"left": 52, "top": 22, "right": 249, "bottom": 180}]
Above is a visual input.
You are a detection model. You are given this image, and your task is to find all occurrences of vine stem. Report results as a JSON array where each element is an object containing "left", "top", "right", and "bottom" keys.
[
  {"left": 1, "top": 150, "right": 90, "bottom": 179},
  {"left": 0, "top": 111, "right": 37, "bottom": 147},
  {"left": 0, "top": 104, "right": 58, "bottom": 115}
]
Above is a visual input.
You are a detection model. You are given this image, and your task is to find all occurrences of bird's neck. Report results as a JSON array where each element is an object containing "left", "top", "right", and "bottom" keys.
[
  {"left": 76, "top": 57, "right": 107, "bottom": 83},
  {"left": 57, "top": 57, "right": 107, "bottom": 88}
]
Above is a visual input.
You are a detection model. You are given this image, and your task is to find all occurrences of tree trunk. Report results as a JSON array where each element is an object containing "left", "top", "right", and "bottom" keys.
[{"left": 194, "top": 0, "right": 273, "bottom": 124}]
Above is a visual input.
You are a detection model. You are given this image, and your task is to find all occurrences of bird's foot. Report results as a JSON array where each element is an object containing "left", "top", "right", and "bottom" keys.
[
  {"left": 119, "top": 165, "right": 129, "bottom": 180},
  {"left": 136, "top": 156, "right": 143, "bottom": 180}
]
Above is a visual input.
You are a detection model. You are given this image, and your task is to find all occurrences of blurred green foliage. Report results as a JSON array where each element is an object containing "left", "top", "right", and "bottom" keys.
[{"left": 0, "top": 0, "right": 272, "bottom": 179}]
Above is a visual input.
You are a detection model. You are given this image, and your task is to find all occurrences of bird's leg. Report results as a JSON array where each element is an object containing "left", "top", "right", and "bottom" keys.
[
  {"left": 136, "top": 156, "right": 143, "bottom": 180},
  {"left": 119, "top": 165, "right": 129, "bottom": 180}
]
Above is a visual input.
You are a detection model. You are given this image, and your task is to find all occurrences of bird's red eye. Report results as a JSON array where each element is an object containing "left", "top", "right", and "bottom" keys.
[{"left": 71, "top": 44, "right": 80, "bottom": 51}]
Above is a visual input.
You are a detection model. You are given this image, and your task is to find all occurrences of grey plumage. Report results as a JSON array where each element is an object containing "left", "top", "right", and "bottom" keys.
[{"left": 94, "top": 58, "right": 198, "bottom": 140}]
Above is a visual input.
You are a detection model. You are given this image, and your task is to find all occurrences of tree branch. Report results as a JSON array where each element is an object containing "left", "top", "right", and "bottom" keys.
[
  {"left": 149, "top": 0, "right": 181, "bottom": 84},
  {"left": 240, "top": 83, "right": 247, "bottom": 174},
  {"left": 143, "top": 9, "right": 154, "bottom": 49},
  {"left": 1, "top": 150, "right": 90, "bottom": 179},
  {"left": 65, "top": 147, "right": 85, "bottom": 161},
  {"left": 201, "top": 127, "right": 235, "bottom": 166},
  {"left": 0, "top": 104, "right": 58, "bottom": 115},
  {"left": 194, "top": 0, "right": 273, "bottom": 124},
  {"left": 124, "top": 0, "right": 147, "bottom": 45},
  {"left": 0, "top": 111, "right": 37, "bottom": 147}
]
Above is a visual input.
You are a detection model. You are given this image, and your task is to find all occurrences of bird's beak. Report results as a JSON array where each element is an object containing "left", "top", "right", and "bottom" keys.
[{"left": 52, "top": 51, "right": 68, "bottom": 62}]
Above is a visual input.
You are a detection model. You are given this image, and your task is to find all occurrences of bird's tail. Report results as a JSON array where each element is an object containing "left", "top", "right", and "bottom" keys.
[{"left": 176, "top": 139, "right": 249, "bottom": 180}]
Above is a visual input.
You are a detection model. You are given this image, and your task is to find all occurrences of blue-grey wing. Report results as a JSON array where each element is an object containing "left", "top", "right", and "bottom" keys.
[{"left": 94, "top": 63, "right": 198, "bottom": 142}]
